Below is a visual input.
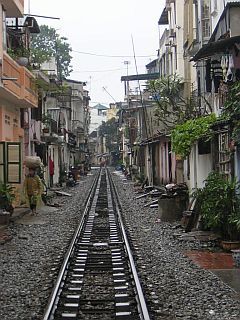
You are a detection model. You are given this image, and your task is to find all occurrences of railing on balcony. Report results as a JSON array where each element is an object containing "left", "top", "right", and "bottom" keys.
[
  {"left": 2, "top": 53, "right": 38, "bottom": 108},
  {"left": 2, "top": 53, "right": 22, "bottom": 97},
  {"left": 21, "top": 68, "right": 38, "bottom": 107}
]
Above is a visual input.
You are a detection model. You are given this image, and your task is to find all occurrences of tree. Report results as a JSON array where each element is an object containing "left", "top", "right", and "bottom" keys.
[
  {"left": 99, "top": 118, "right": 119, "bottom": 152},
  {"left": 30, "top": 25, "right": 73, "bottom": 78},
  {"left": 148, "top": 74, "right": 212, "bottom": 129}
]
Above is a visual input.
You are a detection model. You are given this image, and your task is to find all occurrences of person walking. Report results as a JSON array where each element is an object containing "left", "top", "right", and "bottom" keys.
[
  {"left": 23, "top": 168, "right": 43, "bottom": 215},
  {"left": 49, "top": 156, "right": 54, "bottom": 188}
]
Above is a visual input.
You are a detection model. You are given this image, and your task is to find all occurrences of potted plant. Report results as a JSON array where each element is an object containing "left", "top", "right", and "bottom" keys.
[
  {"left": 0, "top": 183, "right": 15, "bottom": 221},
  {"left": 42, "top": 114, "right": 52, "bottom": 133},
  {"left": 7, "top": 47, "right": 30, "bottom": 66},
  {"left": 192, "top": 172, "right": 240, "bottom": 250},
  {"left": 16, "top": 47, "right": 30, "bottom": 67}
]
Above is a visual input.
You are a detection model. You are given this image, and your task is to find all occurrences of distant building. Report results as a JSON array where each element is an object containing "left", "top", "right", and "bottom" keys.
[
  {"left": 107, "top": 103, "right": 119, "bottom": 121},
  {"left": 90, "top": 103, "right": 108, "bottom": 132}
]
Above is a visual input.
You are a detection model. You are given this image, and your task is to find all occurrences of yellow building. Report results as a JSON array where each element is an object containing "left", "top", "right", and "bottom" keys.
[{"left": 107, "top": 103, "right": 118, "bottom": 121}]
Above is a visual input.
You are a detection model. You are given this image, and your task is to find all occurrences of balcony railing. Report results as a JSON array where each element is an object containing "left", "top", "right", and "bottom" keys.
[
  {"left": 2, "top": 53, "right": 22, "bottom": 97},
  {"left": 20, "top": 68, "right": 38, "bottom": 107},
  {"left": 1, "top": 53, "right": 38, "bottom": 108}
]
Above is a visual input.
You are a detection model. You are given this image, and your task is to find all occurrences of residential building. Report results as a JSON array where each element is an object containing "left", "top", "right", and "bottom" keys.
[
  {"left": 182, "top": 0, "right": 240, "bottom": 191},
  {"left": 0, "top": 0, "right": 38, "bottom": 203},
  {"left": 90, "top": 103, "right": 108, "bottom": 133}
]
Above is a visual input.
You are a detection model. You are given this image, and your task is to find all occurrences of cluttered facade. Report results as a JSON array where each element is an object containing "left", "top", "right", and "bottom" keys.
[
  {"left": 114, "top": 0, "right": 240, "bottom": 239},
  {"left": 118, "top": 0, "right": 240, "bottom": 188},
  {"left": 0, "top": 0, "right": 91, "bottom": 207}
]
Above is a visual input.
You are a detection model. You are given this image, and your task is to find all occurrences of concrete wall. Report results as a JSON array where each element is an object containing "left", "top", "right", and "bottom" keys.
[
  {"left": 0, "top": 102, "right": 24, "bottom": 142},
  {"left": 184, "top": 143, "right": 212, "bottom": 191},
  {"left": 90, "top": 107, "right": 107, "bottom": 133}
]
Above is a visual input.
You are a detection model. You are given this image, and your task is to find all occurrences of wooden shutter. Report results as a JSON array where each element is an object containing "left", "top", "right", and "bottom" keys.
[
  {"left": 6, "top": 143, "right": 21, "bottom": 184},
  {"left": 0, "top": 142, "right": 5, "bottom": 183}
]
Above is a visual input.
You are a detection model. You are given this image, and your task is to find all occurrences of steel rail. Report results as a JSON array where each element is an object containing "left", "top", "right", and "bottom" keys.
[
  {"left": 107, "top": 169, "right": 151, "bottom": 320},
  {"left": 42, "top": 169, "right": 101, "bottom": 320}
]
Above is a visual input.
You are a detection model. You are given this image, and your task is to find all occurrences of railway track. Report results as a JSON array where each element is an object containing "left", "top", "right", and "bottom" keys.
[{"left": 43, "top": 168, "right": 151, "bottom": 320}]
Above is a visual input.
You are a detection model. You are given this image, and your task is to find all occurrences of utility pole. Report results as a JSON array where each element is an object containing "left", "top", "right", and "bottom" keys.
[{"left": 123, "top": 61, "right": 130, "bottom": 108}]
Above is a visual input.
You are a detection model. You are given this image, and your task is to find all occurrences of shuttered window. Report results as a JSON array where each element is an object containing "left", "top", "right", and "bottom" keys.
[
  {"left": 0, "top": 142, "right": 21, "bottom": 184},
  {"left": 0, "top": 142, "right": 5, "bottom": 183}
]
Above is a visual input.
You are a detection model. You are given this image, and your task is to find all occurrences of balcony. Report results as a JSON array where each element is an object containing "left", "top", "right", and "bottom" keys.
[
  {"left": 41, "top": 119, "right": 59, "bottom": 143},
  {"left": 0, "top": 53, "right": 38, "bottom": 108},
  {"left": 20, "top": 68, "right": 38, "bottom": 107},
  {"left": 2, "top": 0, "right": 24, "bottom": 17}
]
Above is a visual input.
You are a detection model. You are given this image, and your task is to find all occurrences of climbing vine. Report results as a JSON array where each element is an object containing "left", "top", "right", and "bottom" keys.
[
  {"left": 222, "top": 81, "right": 240, "bottom": 142},
  {"left": 171, "top": 114, "right": 217, "bottom": 158}
]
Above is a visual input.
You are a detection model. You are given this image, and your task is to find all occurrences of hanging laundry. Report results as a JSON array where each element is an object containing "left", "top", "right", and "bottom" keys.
[
  {"left": 221, "top": 55, "right": 228, "bottom": 81},
  {"left": 211, "top": 59, "right": 223, "bottom": 93},
  {"left": 205, "top": 59, "right": 212, "bottom": 93},
  {"left": 226, "top": 55, "right": 234, "bottom": 82},
  {"left": 231, "top": 45, "right": 240, "bottom": 81}
]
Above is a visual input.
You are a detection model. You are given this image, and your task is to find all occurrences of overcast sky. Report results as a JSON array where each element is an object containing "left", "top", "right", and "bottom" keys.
[{"left": 27, "top": 0, "right": 165, "bottom": 107}]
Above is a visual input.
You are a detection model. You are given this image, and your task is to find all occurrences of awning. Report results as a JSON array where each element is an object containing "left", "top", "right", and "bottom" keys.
[
  {"left": 192, "top": 36, "right": 240, "bottom": 62},
  {"left": 158, "top": 7, "right": 168, "bottom": 25},
  {"left": 121, "top": 73, "right": 159, "bottom": 82}
]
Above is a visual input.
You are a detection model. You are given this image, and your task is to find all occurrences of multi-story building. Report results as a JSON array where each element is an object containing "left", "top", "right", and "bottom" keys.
[
  {"left": 182, "top": 0, "right": 240, "bottom": 190},
  {"left": 0, "top": 0, "right": 38, "bottom": 202}
]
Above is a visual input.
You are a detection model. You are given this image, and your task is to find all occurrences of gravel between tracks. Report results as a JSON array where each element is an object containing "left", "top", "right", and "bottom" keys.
[
  {"left": 113, "top": 173, "right": 240, "bottom": 320},
  {"left": 0, "top": 173, "right": 96, "bottom": 320}
]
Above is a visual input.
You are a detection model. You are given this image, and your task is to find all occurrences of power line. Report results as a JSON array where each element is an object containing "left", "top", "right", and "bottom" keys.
[
  {"left": 72, "top": 50, "right": 156, "bottom": 58},
  {"left": 71, "top": 64, "right": 146, "bottom": 73},
  {"left": 72, "top": 67, "right": 124, "bottom": 73}
]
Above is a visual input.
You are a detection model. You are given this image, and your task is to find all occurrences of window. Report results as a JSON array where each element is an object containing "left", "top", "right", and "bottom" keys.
[
  {"left": 201, "top": 0, "right": 211, "bottom": 40},
  {"left": 0, "top": 143, "right": 5, "bottom": 183},
  {"left": 2, "top": 10, "right": 7, "bottom": 51},
  {"left": 198, "top": 138, "right": 211, "bottom": 155},
  {"left": 218, "top": 131, "right": 231, "bottom": 178},
  {"left": 0, "top": 142, "right": 21, "bottom": 184}
]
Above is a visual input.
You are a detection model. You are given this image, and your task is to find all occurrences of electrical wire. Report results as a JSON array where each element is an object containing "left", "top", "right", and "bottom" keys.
[
  {"left": 72, "top": 67, "right": 126, "bottom": 73},
  {"left": 72, "top": 50, "right": 156, "bottom": 58},
  {"left": 71, "top": 64, "right": 147, "bottom": 74}
]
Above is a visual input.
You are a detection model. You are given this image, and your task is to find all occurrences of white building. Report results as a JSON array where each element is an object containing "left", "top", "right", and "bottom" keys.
[{"left": 89, "top": 103, "right": 108, "bottom": 133}]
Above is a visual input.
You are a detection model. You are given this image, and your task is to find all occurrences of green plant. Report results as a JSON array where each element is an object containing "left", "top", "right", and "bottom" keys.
[
  {"left": 223, "top": 81, "right": 240, "bottom": 118},
  {"left": 0, "top": 183, "right": 15, "bottom": 214},
  {"left": 42, "top": 113, "right": 52, "bottom": 125},
  {"left": 171, "top": 114, "right": 217, "bottom": 158},
  {"left": 149, "top": 74, "right": 212, "bottom": 129},
  {"left": 192, "top": 172, "right": 240, "bottom": 240},
  {"left": 222, "top": 81, "right": 240, "bottom": 142},
  {"left": 7, "top": 47, "right": 30, "bottom": 59},
  {"left": 30, "top": 25, "right": 73, "bottom": 78},
  {"left": 7, "top": 48, "right": 17, "bottom": 59}
]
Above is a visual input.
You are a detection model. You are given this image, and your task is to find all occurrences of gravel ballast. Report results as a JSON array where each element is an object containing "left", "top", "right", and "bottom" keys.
[
  {"left": 0, "top": 173, "right": 96, "bottom": 320},
  {"left": 113, "top": 172, "right": 240, "bottom": 320},
  {"left": 1, "top": 170, "right": 240, "bottom": 320}
]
